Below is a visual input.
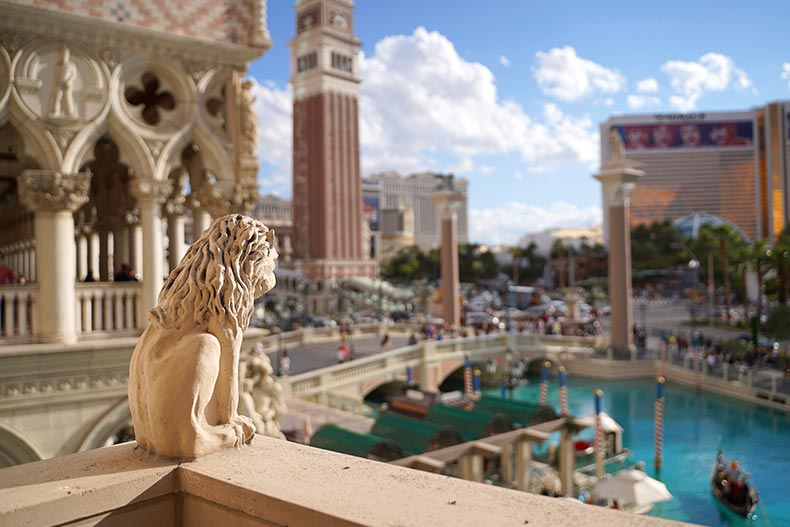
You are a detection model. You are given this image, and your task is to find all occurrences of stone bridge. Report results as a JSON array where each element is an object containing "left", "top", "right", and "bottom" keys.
[{"left": 283, "top": 333, "right": 597, "bottom": 408}]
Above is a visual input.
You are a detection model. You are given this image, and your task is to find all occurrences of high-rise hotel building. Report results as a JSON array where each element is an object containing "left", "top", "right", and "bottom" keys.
[{"left": 601, "top": 102, "right": 790, "bottom": 241}]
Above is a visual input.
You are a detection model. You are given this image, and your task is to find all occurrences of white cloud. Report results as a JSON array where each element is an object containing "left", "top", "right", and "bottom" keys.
[
  {"left": 533, "top": 46, "right": 626, "bottom": 102},
  {"left": 470, "top": 202, "right": 601, "bottom": 245},
  {"left": 252, "top": 29, "right": 600, "bottom": 193},
  {"left": 636, "top": 77, "right": 658, "bottom": 93},
  {"left": 782, "top": 63, "right": 790, "bottom": 87},
  {"left": 514, "top": 171, "right": 525, "bottom": 180},
  {"left": 660, "top": 53, "right": 755, "bottom": 111},
  {"left": 499, "top": 55, "right": 511, "bottom": 67},
  {"left": 627, "top": 94, "right": 661, "bottom": 109},
  {"left": 360, "top": 28, "right": 598, "bottom": 174},
  {"left": 248, "top": 79, "right": 292, "bottom": 193}
]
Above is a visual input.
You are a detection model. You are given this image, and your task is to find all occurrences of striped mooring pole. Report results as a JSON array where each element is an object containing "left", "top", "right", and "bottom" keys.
[
  {"left": 655, "top": 376, "right": 665, "bottom": 471},
  {"left": 595, "top": 389, "right": 604, "bottom": 479},
  {"left": 558, "top": 366, "right": 569, "bottom": 417},
  {"left": 539, "top": 361, "right": 550, "bottom": 406},
  {"left": 463, "top": 354, "right": 473, "bottom": 399},
  {"left": 473, "top": 368, "right": 482, "bottom": 401}
]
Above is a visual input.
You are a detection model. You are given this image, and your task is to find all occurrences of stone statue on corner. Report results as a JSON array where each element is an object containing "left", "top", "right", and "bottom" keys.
[
  {"left": 128, "top": 215, "right": 278, "bottom": 458},
  {"left": 50, "top": 45, "right": 77, "bottom": 119}
]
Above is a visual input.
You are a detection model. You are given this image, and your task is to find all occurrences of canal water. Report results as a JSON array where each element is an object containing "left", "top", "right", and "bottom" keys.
[{"left": 504, "top": 376, "right": 790, "bottom": 527}]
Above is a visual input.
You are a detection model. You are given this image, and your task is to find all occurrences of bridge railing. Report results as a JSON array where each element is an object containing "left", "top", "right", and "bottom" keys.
[{"left": 250, "top": 321, "right": 425, "bottom": 352}]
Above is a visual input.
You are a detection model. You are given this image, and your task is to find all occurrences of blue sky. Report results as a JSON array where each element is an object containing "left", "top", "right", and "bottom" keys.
[{"left": 247, "top": 0, "right": 790, "bottom": 245}]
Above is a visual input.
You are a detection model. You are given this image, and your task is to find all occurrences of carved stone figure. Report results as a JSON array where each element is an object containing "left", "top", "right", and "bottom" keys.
[
  {"left": 50, "top": 45, "right": 77, "bottom": 119},
  {"left": 128, "top": 215, "right": 278, "bottom": 458},
  {"left": 435, "top": 173, "right": 455, "bottom": 191},
  {"left": 237, "top": 361, "right": 267, "bottom": 436},
  {"left": 240, "top": 80, "right": 259, "bottom": 157},
  {"left": 609, "top": 129, "right": 626, "bottom": 162},
  {"left": 244, "top": 353, "right": 287, "bottom": 439}
]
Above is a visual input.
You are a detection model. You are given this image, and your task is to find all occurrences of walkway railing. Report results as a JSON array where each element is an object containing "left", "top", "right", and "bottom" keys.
[
  {"left": 75, "top": 283, "right": 141, "bottom": 336},
  {"left": 0, "top": 285, "right": 37, "bottom": 340}
]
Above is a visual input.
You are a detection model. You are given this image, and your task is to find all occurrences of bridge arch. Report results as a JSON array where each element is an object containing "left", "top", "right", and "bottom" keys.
[
  {"left": 0, "top": 423, "right": 44, "bottom": 468},
  {"left": 524, "top": 357, "right": 560, "bottom": 376}
]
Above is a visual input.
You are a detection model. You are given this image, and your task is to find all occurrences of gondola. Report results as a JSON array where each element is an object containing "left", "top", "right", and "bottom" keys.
[{"left": 710, "top": 449, "right": 757, "bottom": 517}]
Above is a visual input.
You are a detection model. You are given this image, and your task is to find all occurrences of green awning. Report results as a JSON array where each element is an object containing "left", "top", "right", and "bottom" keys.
[
  {"left": 424, "top": 405, "right": 512, "bottom": 441},
  {"left": 372, "top": 412, "right": 463, "bottom": 454},
  {"left": 310, "top": 424, "right": 405, "bottom": 461},
  {"left": 475, "top": 395, "right": 559, "bottom": 427}
]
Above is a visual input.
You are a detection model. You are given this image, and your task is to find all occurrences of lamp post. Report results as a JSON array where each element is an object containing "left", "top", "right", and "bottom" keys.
[{"left": 688, "top": 258, "right": 699, "bottom": 344}]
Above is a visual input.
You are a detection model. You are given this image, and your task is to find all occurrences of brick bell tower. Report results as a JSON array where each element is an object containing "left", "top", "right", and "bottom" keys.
[{"left": 290, "top": 0, "right": 377, "bottom": 280}]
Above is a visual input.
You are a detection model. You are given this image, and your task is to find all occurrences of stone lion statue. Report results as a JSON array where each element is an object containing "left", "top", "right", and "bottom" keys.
[{"left": 128, "top": 214, "right": 277, "bottom": 458}]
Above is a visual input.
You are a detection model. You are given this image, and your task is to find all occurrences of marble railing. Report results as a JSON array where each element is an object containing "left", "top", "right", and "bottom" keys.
[
  {"left": 0, "top": 284, "right": 37, "bottom": 340},
  {"left": 75, "top": 282, "right": 141, "bottom": 336}
]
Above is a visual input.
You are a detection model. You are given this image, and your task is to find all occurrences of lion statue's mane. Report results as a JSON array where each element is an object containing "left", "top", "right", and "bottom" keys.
[
  {"left": 128, "top": 214, "right": 277, "bottom": 459},
  {"left": 150, "top": 215, "right": 275, "bottom": 332}
]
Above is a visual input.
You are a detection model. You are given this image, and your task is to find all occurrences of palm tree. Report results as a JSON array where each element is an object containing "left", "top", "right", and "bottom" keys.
[
  {"left": 739, "top": 239, "right": 772, "bottom": 327},
  {"left": 774, "top": 225, "right": 790, "bottom": 305},
  {"left": 712, "top": 224, "right": 743, "bottom": 318}
]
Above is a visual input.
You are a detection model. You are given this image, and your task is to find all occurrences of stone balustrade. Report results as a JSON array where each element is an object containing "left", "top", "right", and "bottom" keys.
[
  {"left": 0, "top": 284, "right": 37, "bottom": 341},
  {"left": 75, "top": 282, "right": 142, "bottom": 335},
  {"left": 0, "top": 437, "right": 696, "bottom": 527}
]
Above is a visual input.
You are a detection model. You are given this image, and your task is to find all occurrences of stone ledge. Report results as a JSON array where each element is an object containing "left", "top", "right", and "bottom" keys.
[{"left": 0, "top": 437, "right": 699, "bottom": 527}]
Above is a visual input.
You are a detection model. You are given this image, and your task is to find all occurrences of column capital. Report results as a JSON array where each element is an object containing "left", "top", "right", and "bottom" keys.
[
  {"left": 192, "top": 181, "right": 229, "bottom": 217},
  {"left": 229, "top": 183, "right": 260, "bottom": 215},
  {"left": 131, "top": 179, "right": 173, "bottom": 205},
  {"left": 593, "top": 167, "right": 645, "bottom": 207},
  {"left": 427, "top": 190, "right": 465, "bottom": 218},
  {"left": 17, "top": 170, "right": 91, "bottom": 212},
  {"left": 163, "top": 195, "right": 187, "bottom": 218}
]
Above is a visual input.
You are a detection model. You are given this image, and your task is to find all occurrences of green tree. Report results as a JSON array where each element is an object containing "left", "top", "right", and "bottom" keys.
[
  {"left": 773, "top": 225, "right": 790, "bottom": 304},
  {"left": 738, "top": 239, "right": 772, "bottom": 326},
  {"left": 630, "top": 221, "right": 686, "bottom": 271},
  {"left": 712, "top": 224, "right": 745, "bottom": 314}
]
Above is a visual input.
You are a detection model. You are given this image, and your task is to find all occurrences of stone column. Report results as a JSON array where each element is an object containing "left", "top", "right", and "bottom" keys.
[
  {"left": 131, "top": 223, "right": 143, "bottom": 279},
  {"left": 76, "top": 233, "right": 87, "bottom": 281},
  {"left": 17, "top": 170, "right": 91, "bottom": 344},
  {"left": 164, "top": 198, "right": 187, "bottom": 270},
  {"left": 97, "top": 226, "right": 110, "bottom": 281},
  {"left": 594, "top": 164, "right": 644, "bottom": 352},
  {"left": 428, "top": 190, "right": 464, "bottom": 329},
  {"left": 114, "top": 223, "right": 130, "bottom": 274},
  {"left": 132, "top": 179, "right": 172, "bottom": 325},
  {"left": 88, "top": 231, "right": 99, "bottom": 278}
]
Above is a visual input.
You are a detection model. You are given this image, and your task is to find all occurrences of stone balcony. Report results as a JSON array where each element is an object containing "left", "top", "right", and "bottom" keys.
[{"left": 0, "top": 436, "right": 696, "bottom": 527}]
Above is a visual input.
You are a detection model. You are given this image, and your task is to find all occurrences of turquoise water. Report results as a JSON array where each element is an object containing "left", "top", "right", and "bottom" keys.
[{"left": 503, "top": 377, "right": 790, "bottom": 527}]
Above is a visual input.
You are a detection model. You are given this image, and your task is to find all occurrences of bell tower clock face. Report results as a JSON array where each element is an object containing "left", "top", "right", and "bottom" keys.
[
  {"left": 298, "top": 8, "right": 319, "bottom": 32},
  {"left": 331, "top": 12, "right": 347, "bottom": 29}
]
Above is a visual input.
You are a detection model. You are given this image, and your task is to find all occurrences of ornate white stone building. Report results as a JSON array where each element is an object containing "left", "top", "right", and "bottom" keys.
[
  {"left": 0, "top": 0, "right": 270, "bottom": 344},
  {"left": 0, "top": 0, "right": 271, "bottom": 465}
]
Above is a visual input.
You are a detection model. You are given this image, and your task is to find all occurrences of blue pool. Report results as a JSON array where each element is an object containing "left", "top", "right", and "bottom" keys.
[{"left": 504, "top": 376, "right": 790, "bottom": 527}]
